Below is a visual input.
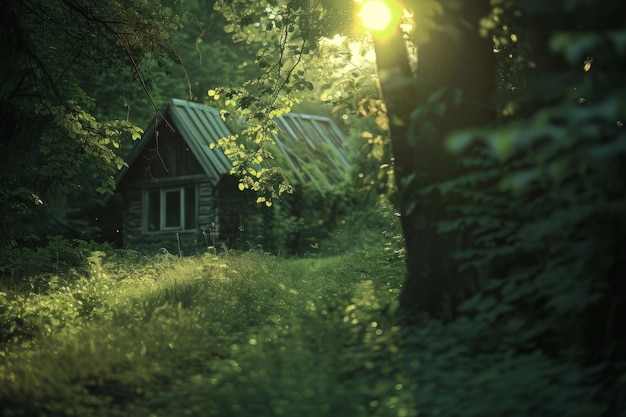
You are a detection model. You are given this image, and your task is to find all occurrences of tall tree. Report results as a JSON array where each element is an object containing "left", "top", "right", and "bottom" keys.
[
  {"left": 212, "top": 0, "right": 496, "bottom": 318},
  {"left": 376, "top": 0, "right": 496, "bottom": 319},
  {"left": 213, "top": 1, "right": 625, "bottom": 353}
]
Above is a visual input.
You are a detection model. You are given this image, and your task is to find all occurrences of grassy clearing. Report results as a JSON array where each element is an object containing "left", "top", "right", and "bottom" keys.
[
  {"left": 0, "top": 247, "right": 407, "bottom": 417},
  {"left": 2, "top": 205, "right": 617, "bottom": 416}
]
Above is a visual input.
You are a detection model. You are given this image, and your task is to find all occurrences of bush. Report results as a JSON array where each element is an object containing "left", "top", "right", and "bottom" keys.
[{"left": 0, "top": 237, "right": 115, "bottom": 292}]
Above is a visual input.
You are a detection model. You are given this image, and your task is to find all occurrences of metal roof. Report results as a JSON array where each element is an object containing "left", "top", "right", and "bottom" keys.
[
  {"left": 116, "top": 98, "right": 232, "bottom": 185},
  {"left": 167, "top": 98, "right": 233, "bottom": 179},
  {"left": 116, "top": 98, "right": 350, "bottom": 189},
  {"left": 273, "top": 113, "right": 351, "bottom": 189}
]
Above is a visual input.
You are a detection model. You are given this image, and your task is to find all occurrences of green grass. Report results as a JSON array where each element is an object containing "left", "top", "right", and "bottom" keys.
[
  {"left": 0, "top": 248, "right": 407, "bottom": 417},
  {"left": 1, "top": 204, "right": 619, "bottom": 417}
]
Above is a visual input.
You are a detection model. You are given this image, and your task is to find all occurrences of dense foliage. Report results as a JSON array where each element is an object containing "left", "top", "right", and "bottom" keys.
[
  {"left": 438, "top": 1, "right": 626, "bottom": 409},
  {"left": 0, "top": 0, "right": 182, "bottom": 248},
  {"left": 0, "top": 207, "right": 621, "bottom": 416},
  {"left": 1, "top": 0, "right": 624, "bottom": 415},
  {"left": 212, "top": 0, "right": 626, "bottom": 412}
]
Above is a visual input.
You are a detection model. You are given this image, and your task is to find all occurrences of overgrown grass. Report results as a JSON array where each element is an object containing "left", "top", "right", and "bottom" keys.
[
  {"left": 1, "top": 204, "right": 622, "bottom": 416},
  {"left": 0, "top": 244, "right": 406, "bottom": 417}
]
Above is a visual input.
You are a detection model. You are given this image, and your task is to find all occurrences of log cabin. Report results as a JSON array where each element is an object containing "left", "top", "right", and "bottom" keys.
[{"left": 113, "top": 98, "right": 350, "bottom": 253}]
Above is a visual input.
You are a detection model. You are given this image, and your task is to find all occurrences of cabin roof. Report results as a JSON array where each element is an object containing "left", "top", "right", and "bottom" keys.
[
  {"left": 116, "top": 98, "right": 233, "bottom": 184},
  {"left": 116, "top": 98, "right": 350, "bottom": 189},
  {"left": 273, "top": 113, "right": 350, "bottom": 188}
]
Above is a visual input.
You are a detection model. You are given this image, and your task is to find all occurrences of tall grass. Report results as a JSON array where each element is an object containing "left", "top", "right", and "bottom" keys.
[
  {"left": 2, "top": 202, "right": 617, "bottom": 417},
  {"left": 0, "top": 242, "right": 407, "bottom": 416},
  {"left": 1, "top": 203, "right": 616, "bottom": 417}
]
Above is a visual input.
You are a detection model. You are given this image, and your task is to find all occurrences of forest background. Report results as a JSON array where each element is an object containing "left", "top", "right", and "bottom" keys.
[{"left": 0, "top": 0, "right": 625, "bottom": 415}]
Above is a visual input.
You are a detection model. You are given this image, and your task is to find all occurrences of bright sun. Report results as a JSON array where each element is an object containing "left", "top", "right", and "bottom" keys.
[{"left": 358, "top": 0, "right": 394, "bottom": 32}]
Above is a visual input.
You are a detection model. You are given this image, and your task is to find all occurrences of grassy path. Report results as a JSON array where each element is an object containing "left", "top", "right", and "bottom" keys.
[
  {"left": 0, "top": 250, "right": 407, "bottom": 417},
  {"left": 1, "top": 250, "right": 618, "bottom": 416}
]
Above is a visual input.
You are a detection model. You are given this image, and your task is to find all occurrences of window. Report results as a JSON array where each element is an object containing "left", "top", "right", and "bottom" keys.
[{"left": 145, "top": 186, "right": 196, "bottom": 232}]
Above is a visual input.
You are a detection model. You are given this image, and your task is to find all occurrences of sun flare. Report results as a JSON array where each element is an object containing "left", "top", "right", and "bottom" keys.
[{"left": 358, "top": 0, "right": 394, "bottom": 32}]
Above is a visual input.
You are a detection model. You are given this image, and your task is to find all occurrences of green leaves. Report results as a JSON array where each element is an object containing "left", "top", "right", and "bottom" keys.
[
  {"left": 550, "top": 29, "right": 626, "bottom": 65},
  {"left": 0, "top": 0, "right": 183, "bottom": 245},
  {"left": 402, "top": 9, "right": 626, "bottom": 414},
  {"left": 44, "top": 101, "right": 146, "bottom": 195},
  {"left": 408, "top": 87, "right": 464, "bottom": 146}
]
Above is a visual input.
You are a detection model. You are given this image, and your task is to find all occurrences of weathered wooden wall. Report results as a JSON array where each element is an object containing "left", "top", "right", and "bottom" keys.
[
  {"left": 118, "top": 120, "right": 269, "bottom": 254},
  {"left": 120, "top": 180, "right": 217, "bottom": 254},
  {"left": 118, "top": 124, "right": 217, "bottom": 253},
  {"left": 215, "top": 175, "right": 262, "bottom": 250}
]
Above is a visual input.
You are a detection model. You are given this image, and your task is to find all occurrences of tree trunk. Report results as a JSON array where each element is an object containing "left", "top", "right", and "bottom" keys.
[{"left": 373, "top": 0, "right": 496, "bottom": 320}]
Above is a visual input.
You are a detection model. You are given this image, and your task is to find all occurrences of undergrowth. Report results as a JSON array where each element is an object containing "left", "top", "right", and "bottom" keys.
[
  {"left": 0, "top": 241, "right": 406, "bottom": 417},
  {"left": 0, "top": 202, "right": 623, "bottom": 416}
]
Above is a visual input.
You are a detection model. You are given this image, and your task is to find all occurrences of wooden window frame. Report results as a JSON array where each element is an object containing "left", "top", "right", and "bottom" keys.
[{"left": 143, "top": 185, "right": 197, "bottom": 233}]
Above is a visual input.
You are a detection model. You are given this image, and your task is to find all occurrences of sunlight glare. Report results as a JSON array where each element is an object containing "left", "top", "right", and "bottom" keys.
[{"left": 358, "top": 1, "right": 394, "bottom": 32}]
